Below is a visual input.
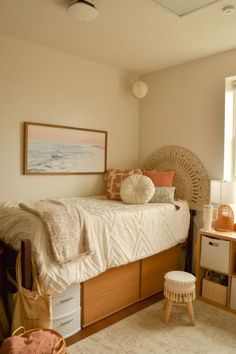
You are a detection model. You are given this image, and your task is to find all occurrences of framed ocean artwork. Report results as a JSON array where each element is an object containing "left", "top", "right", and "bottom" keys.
[{"left": 23, "top": 122, "right": 107, "bottom": 175}]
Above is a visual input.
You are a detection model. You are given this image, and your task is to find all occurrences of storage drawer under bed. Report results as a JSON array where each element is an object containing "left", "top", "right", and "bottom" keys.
[
  {"left": 52, "top": 307, "right": 81, "bottom": 338},
  {"left": 52, "top": 283, "right": 80, "bottom": 319},
  {"left": 51, "top": 282, "right": 81, "bottom": 338}
]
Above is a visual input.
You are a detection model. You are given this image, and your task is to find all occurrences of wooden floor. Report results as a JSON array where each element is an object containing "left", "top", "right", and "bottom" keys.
[{"left": 66, "top": 292, "right": 164, "bottom": 347}]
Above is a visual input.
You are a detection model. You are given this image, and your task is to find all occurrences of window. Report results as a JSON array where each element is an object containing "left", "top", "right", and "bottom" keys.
[{"left": 224, "top": 76, "right": 236, "bottom": 181}]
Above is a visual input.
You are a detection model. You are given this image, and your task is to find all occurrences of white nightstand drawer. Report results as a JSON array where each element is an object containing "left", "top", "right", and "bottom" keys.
[
  {"left": 230, "top": 277, "right": 236, "bottom": 310},
  {"left": 200, "top": 236, "right": 230, "bottom": 274}
]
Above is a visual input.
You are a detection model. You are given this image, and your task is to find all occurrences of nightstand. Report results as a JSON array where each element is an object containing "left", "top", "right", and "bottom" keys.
[{"left": 195, "top": 228, "right": 236, "bottom": 313}]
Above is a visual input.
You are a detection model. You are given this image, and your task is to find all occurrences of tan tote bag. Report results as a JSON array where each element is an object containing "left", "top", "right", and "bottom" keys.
[{"left": 11, "top": 254, "right": 52, "bottom": 332}]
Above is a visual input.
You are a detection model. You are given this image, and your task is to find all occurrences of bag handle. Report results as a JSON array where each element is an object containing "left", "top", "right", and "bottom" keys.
[
  {"left": 12, "top": 326, "right": 25, "bottom": 337},
  {"left": 16, "top": 253, "right": 43, "bottom": 296}
]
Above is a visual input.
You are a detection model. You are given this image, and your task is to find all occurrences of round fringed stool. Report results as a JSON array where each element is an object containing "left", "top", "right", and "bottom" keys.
[{"left": 163, "top": 271, "right": 196, "bottom": 326}]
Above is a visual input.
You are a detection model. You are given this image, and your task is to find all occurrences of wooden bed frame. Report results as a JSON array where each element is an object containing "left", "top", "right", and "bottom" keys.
[{"left": 0, "top": 210, "right": 196, "bottom": 329}]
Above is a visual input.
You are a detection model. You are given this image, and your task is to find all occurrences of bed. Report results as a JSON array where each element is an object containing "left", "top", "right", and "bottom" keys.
[{"left": 0, "top": 145, "right": 209, "bottom": 329}]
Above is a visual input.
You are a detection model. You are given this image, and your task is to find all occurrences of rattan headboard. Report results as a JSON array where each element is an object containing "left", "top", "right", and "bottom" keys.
[{"left": 143, "top": 145, "right": 210, "bottom": 211}]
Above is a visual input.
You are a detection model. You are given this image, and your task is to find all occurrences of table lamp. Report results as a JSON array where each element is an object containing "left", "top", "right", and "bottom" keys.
[{"left": 210, "top": 180, "right": 236, "bottom": 232}]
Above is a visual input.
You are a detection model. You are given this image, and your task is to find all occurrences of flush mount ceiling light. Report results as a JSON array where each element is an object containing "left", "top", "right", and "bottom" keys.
[
  {"left": 67, "top": 0, "right": 99, "bottom": 21},
  {"left": 152, "top": 0, "right": 222, "bottom": 16}
]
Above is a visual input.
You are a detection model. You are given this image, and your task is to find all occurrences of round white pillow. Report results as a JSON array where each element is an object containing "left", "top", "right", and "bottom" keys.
[{"left": 120, "top": 174, "right": 155, "bottom": 204}]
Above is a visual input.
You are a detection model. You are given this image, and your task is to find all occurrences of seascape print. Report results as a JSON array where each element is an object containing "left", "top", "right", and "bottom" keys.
[{"left": 25, "top": 124, "right": 107, "bottom": 174}]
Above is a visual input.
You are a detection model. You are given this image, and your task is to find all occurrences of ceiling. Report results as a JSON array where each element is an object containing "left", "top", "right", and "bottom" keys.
[{"left": 0, "top": 0, "right": 236, "bottom": 73}]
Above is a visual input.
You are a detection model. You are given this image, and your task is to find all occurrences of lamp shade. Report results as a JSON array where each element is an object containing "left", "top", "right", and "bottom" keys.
[{"left": 210, "top": 180, "right": 236, "bottom": 205}]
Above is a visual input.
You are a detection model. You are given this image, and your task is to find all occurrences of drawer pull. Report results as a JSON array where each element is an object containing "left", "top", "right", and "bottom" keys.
[
  {"left": 60, "top": 319, "right": 73, "bottom": 326},
  {"left": 60, "top": 297, "right": 74, "bottom": 303},
  {"left": 209, "top": 241, "right": 218, "bottom": 247}
]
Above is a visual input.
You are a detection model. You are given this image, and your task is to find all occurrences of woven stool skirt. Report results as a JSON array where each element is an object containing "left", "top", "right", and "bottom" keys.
[{"left": 163, "top": 271, "right": 196, "bottom": 326}]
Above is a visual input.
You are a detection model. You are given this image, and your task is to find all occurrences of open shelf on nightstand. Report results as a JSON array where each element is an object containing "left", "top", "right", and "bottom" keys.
[{"left": 195, "top": 229, "right": 236, "bottom": 313}]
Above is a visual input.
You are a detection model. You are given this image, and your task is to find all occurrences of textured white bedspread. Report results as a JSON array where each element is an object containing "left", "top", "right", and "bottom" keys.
[{"left": 0, "top": 197, "right": 190, "bottom": 294}]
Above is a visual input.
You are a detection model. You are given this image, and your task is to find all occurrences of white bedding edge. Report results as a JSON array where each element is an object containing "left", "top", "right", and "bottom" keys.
[{"left": 0, "top": 196, "right": 190, "bottom": 294}]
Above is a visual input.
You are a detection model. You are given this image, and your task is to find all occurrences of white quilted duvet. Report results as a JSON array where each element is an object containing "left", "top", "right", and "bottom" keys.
[{"left": 0, "top": 196, "right": 190, "bottom": 294}]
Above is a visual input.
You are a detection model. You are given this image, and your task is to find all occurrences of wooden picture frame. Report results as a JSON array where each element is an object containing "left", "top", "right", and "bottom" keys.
[{"left": 23, "top": 122, "right": 107, "bottom": 175}]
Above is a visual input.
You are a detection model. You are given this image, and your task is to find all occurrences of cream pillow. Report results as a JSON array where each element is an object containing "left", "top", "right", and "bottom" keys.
[{"left": 120, "top": 174, "right": 155, "bottom": 204}]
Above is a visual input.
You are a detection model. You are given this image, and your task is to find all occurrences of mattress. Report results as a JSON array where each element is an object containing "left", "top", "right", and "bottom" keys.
[{"left": 0, "top": 196, "right": 190, "bottom": 294}]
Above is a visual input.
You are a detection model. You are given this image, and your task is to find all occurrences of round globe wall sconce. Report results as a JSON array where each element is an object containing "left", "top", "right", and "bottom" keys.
[{"left": 132, "top": 80, "right": 148, "bottom": 99}]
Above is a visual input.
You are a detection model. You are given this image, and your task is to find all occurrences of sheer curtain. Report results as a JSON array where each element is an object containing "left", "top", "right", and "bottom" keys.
[{"left": 224, "top": 77, "right": 236, "bottom": 181}]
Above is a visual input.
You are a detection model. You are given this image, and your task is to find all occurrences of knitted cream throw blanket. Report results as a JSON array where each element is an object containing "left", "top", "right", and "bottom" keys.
[{"left": 19, "top": 200, "right": 93, "bottom": 266}]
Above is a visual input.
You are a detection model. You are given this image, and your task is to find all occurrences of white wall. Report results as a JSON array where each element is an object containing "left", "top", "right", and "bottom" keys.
[
  {"left": 140, "top": 49, "right": 236, "bottom": 179},
  {"left": 2, "top": 35, "right": 236, "bottom": 201},
  {"left": 0, "top": 34, "right": 139, "bottom": 201}
]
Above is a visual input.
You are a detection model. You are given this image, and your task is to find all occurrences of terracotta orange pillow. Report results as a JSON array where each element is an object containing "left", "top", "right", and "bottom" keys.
[
  {"left": 142, "top": 170, "right": 175, "bottom": 187},
  {"left": 105, "top": 168, "right": 142, "bottom": 200}
]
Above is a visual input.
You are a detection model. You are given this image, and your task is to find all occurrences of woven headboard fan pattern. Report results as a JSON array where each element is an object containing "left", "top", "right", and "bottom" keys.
[{"left": 143, "top": 145, "right": 210, "bottom": 211}]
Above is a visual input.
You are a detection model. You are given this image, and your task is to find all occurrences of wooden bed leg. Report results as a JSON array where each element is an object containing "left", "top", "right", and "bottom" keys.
[{"left": 21, "top": 239, "right": 32, "bottom": 290}]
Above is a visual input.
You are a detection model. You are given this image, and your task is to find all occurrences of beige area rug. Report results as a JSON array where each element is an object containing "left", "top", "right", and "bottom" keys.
[{"left": 68, "top": 300, "right": 236, "bottom": 354}]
